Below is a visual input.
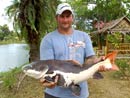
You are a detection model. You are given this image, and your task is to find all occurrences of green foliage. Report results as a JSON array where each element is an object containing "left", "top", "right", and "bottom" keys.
[
  {"left": 125, "top": 34, "right": 130, "bottom": 42},
  {"left": 6, "top": 0, "right": 61, "bottom": 41},
  {"left": 0, "top": 24, "right": 22, "bottom": 43},
  {"left": 107, "top": 32, "right": 122, "bottom": 43},
  {"left": 107, "top": 32, "right": 130, "bottom": 43},
  {"left": 6, "top": 0, "right": 61, "bottom": 61},
  {"left": 0, "top": 25, "right": 11, "bottom": 41},
  {"left": 68, "top": 0, "right": 130, "bottom": 32},
  {"left": 0, "top": 67, "right": 22, "bottom": 90},
  {"left": 114, "top": 59, "right": 130, "bottom": 80}
]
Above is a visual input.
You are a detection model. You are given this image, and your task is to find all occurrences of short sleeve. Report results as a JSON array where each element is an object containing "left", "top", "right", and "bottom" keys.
[
  {"left": 84, "top": 33, "right": 95, "bottom": 57},
  {"left": 40, "top": 36, "right": 54, "bottom": 60}
]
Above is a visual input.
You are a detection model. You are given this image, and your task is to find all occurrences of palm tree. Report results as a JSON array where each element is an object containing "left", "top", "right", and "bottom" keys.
[{"left": 6, "top": 0, "right": 60, "bottom": 62}]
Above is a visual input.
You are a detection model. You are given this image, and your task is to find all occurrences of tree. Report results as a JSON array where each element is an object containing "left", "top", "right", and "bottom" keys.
[
  {"left": 68, "top": 0, "right": 130, "bottom": 32},
  {"left": 0, "top": 25, "right": 11, "bottom": 41},
  {"left": 6, "top": 0, "right": 60, "bottom": 62}
]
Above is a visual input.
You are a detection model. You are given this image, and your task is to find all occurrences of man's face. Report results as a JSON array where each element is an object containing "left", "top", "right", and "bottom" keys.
[{"left": 56, "top": 10, "right": 73, "bottom": 30}]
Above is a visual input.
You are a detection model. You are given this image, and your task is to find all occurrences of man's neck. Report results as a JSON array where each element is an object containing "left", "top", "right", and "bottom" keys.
[{"left": 58, "top": 27, "right": 73, "bottom": 35}]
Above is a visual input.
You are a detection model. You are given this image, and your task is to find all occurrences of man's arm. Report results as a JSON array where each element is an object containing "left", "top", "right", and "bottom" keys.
[{"left": 84, "top": 55, "right": 98, "bottom": 65}]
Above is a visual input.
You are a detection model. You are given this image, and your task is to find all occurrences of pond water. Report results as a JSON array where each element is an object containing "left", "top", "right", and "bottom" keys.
[{"left": 0, "top": 44, "right": 29, "bottom": 72}]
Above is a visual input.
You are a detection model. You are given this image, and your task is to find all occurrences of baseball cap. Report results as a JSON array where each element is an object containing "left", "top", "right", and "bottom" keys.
[{"left": 56, "top": 3, "right": 73, "bottom": 15}]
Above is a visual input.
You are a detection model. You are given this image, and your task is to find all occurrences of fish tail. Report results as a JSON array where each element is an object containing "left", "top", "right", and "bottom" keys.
[{"left": 105, "top": 50, "right": 119, "bottom": 71}]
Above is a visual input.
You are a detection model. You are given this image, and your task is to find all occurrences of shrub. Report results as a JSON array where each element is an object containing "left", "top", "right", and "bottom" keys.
[{"left": 114, "top": 59, "right": 130, "bottom": 80}]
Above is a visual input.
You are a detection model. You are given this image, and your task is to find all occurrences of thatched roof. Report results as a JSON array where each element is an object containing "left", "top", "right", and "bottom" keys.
[{"left": 92, "top": 16, "right": 130, "bottom": 34}]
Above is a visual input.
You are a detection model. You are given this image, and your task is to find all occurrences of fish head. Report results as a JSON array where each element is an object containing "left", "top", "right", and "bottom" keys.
[
  {"left": 104, "top": 51, "right": 119, "bottom": 71},
  {"left": 22, "top": 62, "right": 49, "bottom": 79}
]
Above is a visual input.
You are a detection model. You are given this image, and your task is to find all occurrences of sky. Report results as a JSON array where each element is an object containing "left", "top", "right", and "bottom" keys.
[{"left": 0, "top": 0, "right": 13, "bottom": 30}]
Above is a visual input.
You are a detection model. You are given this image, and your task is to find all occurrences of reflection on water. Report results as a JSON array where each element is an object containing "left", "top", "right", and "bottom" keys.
[{"left": 0, "top": 44, "right": 29, "bottom": 72}]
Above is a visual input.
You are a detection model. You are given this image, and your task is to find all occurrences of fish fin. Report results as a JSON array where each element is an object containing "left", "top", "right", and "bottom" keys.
[
  {"left": 93, "top": 72, "right": 104, "bottom": 79},
  {"left": 57, "top": 75, "right": 65, "bottom": 86},
  {"left": 105, "top": 51, "right": 119, "bottom": 71},
  {"left": 70, "top": 84, "right": 81, "bottom": 96}
]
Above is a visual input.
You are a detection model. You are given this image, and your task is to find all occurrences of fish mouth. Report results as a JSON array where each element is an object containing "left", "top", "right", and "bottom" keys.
[
  {"left": 22, "top": 64, "right": 32, "bottom": 71},
  {"left": 22, "top": 64, "right": 49, "bottom": 79}
]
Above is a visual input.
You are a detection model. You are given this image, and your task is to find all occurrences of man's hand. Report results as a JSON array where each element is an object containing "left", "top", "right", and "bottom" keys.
[
  {"left": 97, "top": 56, "right": 111, "bottom": 72},
  {"left": 40, "top": 75, "right": 59, "bottom": 88},
  {"left": 98, "top": 65, "right": 111, "bottom": 72}
]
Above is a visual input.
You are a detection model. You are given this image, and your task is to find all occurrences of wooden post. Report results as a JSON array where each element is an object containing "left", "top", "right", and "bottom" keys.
[{"left": 106, "top": 33, "right": 108, "bottom": 54}]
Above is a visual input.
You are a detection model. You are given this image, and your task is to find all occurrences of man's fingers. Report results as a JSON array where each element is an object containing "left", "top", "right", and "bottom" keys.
[
  {"left": 42, "top": 82, "right": 55, "bottom": 88},
  {"left": 40, "top": 78, "right": 46, "bottom": 83},
  {"left": 40, "top": 79, "right": 56, "bottom": 88},
  {"left": 39, "top": 75, "right": 59, "bottom": 88}
]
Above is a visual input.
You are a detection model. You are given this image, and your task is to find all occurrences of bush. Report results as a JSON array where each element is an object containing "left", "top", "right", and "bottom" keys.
[{"left": 114, "top": 59, "right": 130, "bottom": 80}]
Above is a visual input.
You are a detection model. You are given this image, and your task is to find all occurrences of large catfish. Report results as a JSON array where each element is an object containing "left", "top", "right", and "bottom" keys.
[{"left": 22, "top": 51, "right": 119, "bottom": 96}]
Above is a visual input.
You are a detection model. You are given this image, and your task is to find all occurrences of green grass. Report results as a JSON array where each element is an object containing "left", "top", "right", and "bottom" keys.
[
  {"left": 0, "top": 40, "right": 26, "bottom": 45},
  {"left": 0, "top": 66, "right": 22, "bottom": 90}
]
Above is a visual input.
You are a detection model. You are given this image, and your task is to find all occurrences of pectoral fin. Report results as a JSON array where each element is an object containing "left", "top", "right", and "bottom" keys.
[
  {"left": 93, "top": 72, "right": 104, "bottom": 79},
  {"left": 70, "top": 84, "right": 81, "bottom": 96}
]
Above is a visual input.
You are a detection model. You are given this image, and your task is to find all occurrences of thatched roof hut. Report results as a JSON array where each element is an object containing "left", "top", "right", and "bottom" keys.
[
  {"left": 91, "top": 16, "right": 130, "bottom": 57},
  {"left": 92, "top": 16, "right": 130, "bottom": 34}
]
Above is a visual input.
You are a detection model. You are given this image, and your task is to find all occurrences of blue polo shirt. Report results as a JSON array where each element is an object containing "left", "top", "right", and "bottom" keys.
[{"left": 40, "top": 29, "right": 95, "bottom": 98}]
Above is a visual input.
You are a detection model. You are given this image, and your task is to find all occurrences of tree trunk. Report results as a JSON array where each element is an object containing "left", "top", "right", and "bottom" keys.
[
  {"left": 26, "top": 26, "right": 40, "bottom": 62},
  {"left": 29, "top": 42, "right": 40, "bottom": 62}
]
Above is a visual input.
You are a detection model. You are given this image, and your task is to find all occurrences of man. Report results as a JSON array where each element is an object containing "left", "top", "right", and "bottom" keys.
[{"left": 40, "top": 3, "right": 106, "bottom": 98}]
